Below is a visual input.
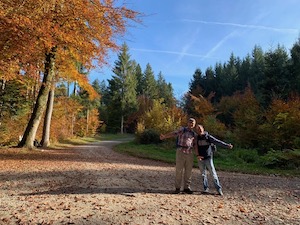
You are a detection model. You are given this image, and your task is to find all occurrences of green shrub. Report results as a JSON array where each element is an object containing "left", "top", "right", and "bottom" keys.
[
  {"left": 261, "top": 149, "right": 300, "bottom": 169},
  {"left": 137, "top": 129, "right": 161, "bottom": 144},
  {"left": 293, "top": 137, "right": 300, "bottom": 149},
  {"left": 237, "top": 149, "right": 259, "bottom": 163}
]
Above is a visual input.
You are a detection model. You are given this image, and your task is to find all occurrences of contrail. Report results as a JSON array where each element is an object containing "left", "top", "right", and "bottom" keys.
[
  {"left": 205, "top": 31, "right": 238, "bottom": 58},
  {"left": 182, "top": 19, "right": 298, "bottom": 33},
  {"left": 131, "top": 48, "right": 218, "bottom": 59}
]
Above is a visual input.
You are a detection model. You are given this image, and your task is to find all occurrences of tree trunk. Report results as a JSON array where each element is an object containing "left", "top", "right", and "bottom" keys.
[
  {"left": 73, "top": 81, "right": 77, "bottom": 95},
  {"left": 67, "top": 81, "right": 70, "bottom": 97},
  {"left": 120, "top": 115, "right": 124, "bottom": 134},
  {"left": 0, "top": 79, "right": 6, "bottom": 120},
  {"left": 86, "top": 108, "right": 89, "bottom": 136},
  {"left": 18, "top": 46, "right": 57, "bottom": 149},
  {"left": 40, "top": 85, "right": 55, "bottom": 147},
  {"left": 71, "top": 113, "right": 74, "bottom": 137}
]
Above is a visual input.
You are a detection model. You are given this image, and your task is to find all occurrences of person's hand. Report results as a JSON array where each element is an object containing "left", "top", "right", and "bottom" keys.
[
  {"left": 160, "top": 134, "right": 165, "bottom": 140},
  {"left": 229, "top": 144, "right": 233, "bottom": 149},
  {"left": 197, "top": 155, "right": 204, "bottom": 160}
]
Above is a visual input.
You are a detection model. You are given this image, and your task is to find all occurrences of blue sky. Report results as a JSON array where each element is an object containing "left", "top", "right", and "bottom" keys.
[{"left": 90, "top": 0, "right": 300, "bottom": 99}]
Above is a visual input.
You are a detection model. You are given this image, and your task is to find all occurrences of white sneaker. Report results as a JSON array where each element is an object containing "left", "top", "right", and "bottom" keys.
[{"left": 217, "top": 189, "right": 223, "bottom": 196}]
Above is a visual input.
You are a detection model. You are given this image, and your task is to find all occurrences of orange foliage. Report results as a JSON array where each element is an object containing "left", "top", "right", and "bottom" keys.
[
  {"left": 189, "top": 92, "right": 215, "bottom": 123},
  {"left": 51, "top": 96, "right": 83, "bottom": 141},
  {"left": 231, "top": 87, "right": 262, "bottom": 147},
  {"left": 54, "top": 55, "right": 99, "bottom": 99},
  {"left": 167, "top": 105, "right": 187, "bottom": 127},
  {"left": 86, "top": 109, "right": 100, "bottom": 136},
  {"left": 233, "top": 88, "right": 261, "bottom": 125},
  {"left": 0, "top": 113, "right": 30, "bottom": 145},
  {"left": 126, "top": 95, "right": 153, "bottom": 128},
  {"left": 202, "top": 115, "right": 227, "bottom": 139},
  {"left": 265, "top": 95, "right": 300, "bottom": 149},
  {"left": 73, "top": 109, "right": 99, "bottom": 137},
  {"left": 266, "top": 96, "right": 300, "bottom": 122},
  {"left": 0, "top": 0, "right": 141, "bottom": 86},
  {"left": 0, "top": 94, "right": 100, "bottom": 144}
]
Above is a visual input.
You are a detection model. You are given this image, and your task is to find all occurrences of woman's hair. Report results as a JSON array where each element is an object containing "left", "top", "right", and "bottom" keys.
[{"left": 197, "top": 124, "right": 205, "bottom": 134}]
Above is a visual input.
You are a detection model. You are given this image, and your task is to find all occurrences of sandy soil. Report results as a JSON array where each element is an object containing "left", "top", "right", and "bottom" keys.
[{"left": 0, "top": 139, "right": 299, "bottom": 225}]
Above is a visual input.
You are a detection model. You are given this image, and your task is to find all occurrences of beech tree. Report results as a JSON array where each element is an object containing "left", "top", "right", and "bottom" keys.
[
  {"left": 0, "top": 0, "right": 140, "bottom": 148},
  {"left": 40, "top": 83, "right": 55, "bottom": 147}
]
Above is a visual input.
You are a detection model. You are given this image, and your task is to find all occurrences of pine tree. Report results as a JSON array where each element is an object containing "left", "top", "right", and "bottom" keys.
[
  {"left": 262, "top": 45, "right": 290, "bottom": 107},
  {"left": 143, "top": 63, "right": 158, "bottom": 99},
  {"left": 222, "top": 53, "right": 239, "bottom": 96},
  {"left": 134, "top": 63, "right": 144, "bottom": 96},
  {"left": 237, "top": 54, "right": 252, "bottom": 92},
  {"left": 183, "top": 68, "right": 204, "bottom": 117},
  {"left": 290, "top": 38, "right": 300, "bottom": 94},
  {"left": 156, "top": 71, "right": 175, "bottom": 106},
  {"left": 249, "top": 45, "right": 266, "bottom": 104},
  {"left": 108, "top": 43, "right": 137, "bottom": 133}
]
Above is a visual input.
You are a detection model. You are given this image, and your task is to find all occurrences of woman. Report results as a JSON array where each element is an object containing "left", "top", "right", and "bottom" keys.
[{"left": 194, "top": 124, "right": 233, "bottom": 196}]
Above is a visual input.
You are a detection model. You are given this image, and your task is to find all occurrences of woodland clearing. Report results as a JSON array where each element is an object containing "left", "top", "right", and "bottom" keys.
[{"left": 0, "top": 139, "right": 299, "bottom": 225}]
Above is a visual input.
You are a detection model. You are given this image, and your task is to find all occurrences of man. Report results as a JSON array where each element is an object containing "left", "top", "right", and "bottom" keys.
[
  {"left": 194, "top": 124, "right": 233, "bottom": 196},
  {"left": 160, "top": 118, "right": 196, "bottom": 194}
]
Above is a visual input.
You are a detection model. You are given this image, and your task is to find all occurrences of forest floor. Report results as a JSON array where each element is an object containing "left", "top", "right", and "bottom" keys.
[{"left": 0, "top": 139, "right": 299, "bottom": 225}]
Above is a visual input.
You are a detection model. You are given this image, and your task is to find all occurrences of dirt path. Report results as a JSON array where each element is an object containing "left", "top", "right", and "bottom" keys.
[{"left": 0, "top": 139, "right": 299, "bottom": 225}]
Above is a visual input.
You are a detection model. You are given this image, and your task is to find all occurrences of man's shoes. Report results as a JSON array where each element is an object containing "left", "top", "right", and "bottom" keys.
[
  {"left": 183, "top": 188, "right": 193, "bottom": 194},
  {"left": 173, "top": 188, "right": 180, "bottom": 194},
  {"left": 217, "top": 189, "right": 223, "bottom": 196},
  {"left": 203, "top": 188, "right": 209, "bottom": 194}
]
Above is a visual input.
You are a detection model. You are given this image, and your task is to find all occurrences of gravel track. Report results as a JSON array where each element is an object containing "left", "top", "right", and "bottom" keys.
[{"left": 0, "top": 139, "right": 299, "bottom": 225}]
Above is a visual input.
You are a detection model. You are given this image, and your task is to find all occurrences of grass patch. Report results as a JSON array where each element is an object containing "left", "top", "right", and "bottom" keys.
[
  {"left": 114, "top": 141, "right": 300, "bottom": 177},
  {"left": 94, "top": 133, "right": 135, "bottom": 141},
  {"left": 56, "top": 133, "right": 134, "bottom": 147},
  {"left": 114, "top": 141, "right": 176, "bottom": 164},
  {"left": 43, "top": 134, "right": 300, "bottom": 177}
]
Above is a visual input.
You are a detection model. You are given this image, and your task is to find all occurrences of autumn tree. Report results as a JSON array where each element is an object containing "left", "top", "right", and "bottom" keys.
[
  {"left": 0, "top": 0, "right": 140, "bottom": 148},
  {"left": 51, "top": 96, "right": 83, "bottom": 140},
  {"left": 0, "top": 79, "right": 31, "bottom": 144},
  {"left": 74, "top": 81, "right": 101, "bottom": 137},
  {"left": 139, "top": 99, "right": 185, "bottom": 134},
  {"left": 231, "top": 87, "right": 263, "bottom": 148},
  {"left": 40, "top": 81, "right": 55, "bottom": 147},
  {"left": 264, "top": 95, "right": 300, "bottom": 150}
]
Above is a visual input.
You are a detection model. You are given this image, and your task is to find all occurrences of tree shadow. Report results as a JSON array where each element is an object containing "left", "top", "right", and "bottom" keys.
[
  {"left": 0, "top": 140, "right": 172, "bottom": 167},
  {"left": 20, "top": 186, "right": 174, "bottom": 196}
]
